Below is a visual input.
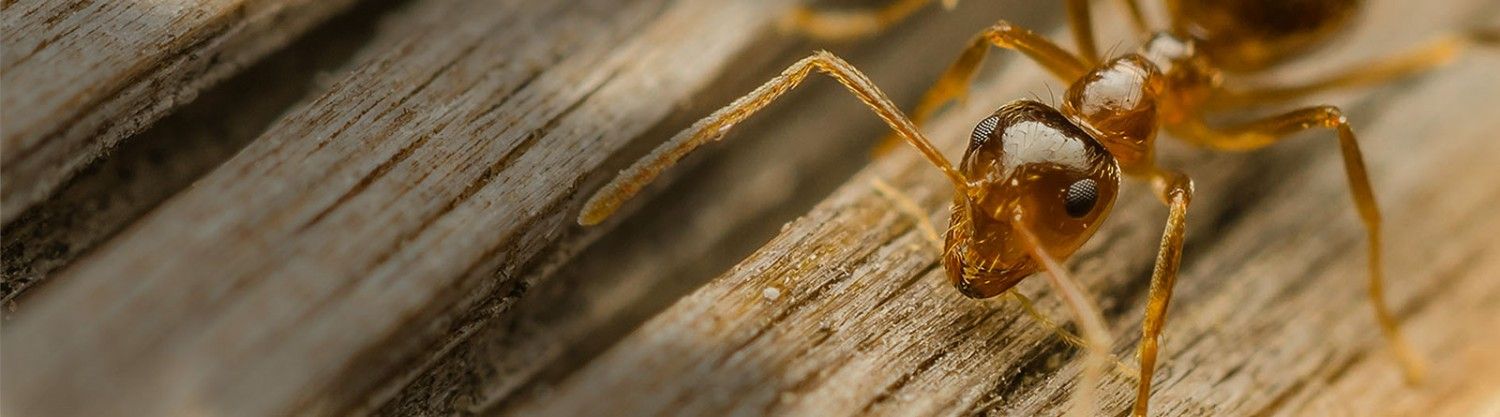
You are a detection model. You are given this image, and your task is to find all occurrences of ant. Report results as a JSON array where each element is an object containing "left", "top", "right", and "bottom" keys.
[
  {"left": 579, "top": 0, "right": 1496, "bottom": 415},
  {"left": 782, "top": 0, "right": 1151, "bottom": 67}
]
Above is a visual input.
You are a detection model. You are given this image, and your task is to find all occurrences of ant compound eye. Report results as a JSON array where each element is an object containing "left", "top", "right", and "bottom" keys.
[
  {"left": 1064, "top": 178, "right": 1098, "bottom": 218},
  {"left": 971, "top": 115, "right": 1000, "bottom": 146}
]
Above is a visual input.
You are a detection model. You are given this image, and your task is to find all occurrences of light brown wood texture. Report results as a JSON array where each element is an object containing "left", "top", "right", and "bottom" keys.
[
  {"left": 497, "top": 1, "right": 1500, "bottom": 416},
  {"left": 0, "top": 0, "right": 401, "bottom": 306},
  {"left": 3, "top": 0, "right": 1498, "bottom": 416},
  {"left": 0, "top": 0, "right": 360, "bottom": 224},
  {"left": 1, "top": 0, "right": 813, "bottom": 415},
  {"left": 375, "top": 1, "right": 1064, "bottom": 414}
]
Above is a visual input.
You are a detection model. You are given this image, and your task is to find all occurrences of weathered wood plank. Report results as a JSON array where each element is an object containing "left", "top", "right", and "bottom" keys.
[
  {"left": 376, "top": 1, "right": 1066, "bottom": 414},
  {"left": 499, "top": 1, "right": 1500, "bottom": 416},
  {"left": 0, "top": 0, "right": 403, "bottom": 307},
  {"left": 0, "top": 0, "right": 806, "bottom": 415},
  {"left": 0, "top": 0, "right": 361, "bottom": 224}
]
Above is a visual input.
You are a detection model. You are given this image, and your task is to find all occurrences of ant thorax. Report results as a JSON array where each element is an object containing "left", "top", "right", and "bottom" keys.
[
  {"left": 1141, "top": 32, "right": 1222, "bottom": 126},
  {"left": 1061, "top": 55, "right": 1167, "bottom": 174}
]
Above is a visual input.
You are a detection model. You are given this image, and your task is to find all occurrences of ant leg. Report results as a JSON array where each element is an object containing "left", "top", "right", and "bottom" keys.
[
  {"left": 1131, "top": 168, "right": 1193, "bottom": 417},
  {"left": 1163, "top": 0, "right": 1187, "bottom": 34},
  {"left": 910, "top": 21, "right": 1088, "bottom": 126},
  {"left": 1065, "top": 0, "right": 1101, "bottom": 62},
  {"left": 872, "top": 21, "right": 1087, "bottom": 154},
  {"left": 870, "top": 177, "right": 1138, "bottom": 377},
  {"left": 1115, "top": 0, "right": 1151, "bottom": 36},
  {"left": 1014, "top": 216, "right": 1113, "bottom": 417},
  {"left": 579, "top": 51, "right": 967, "bottom": 226},
  {"left": 779, "top": 0, "right": 955, "bottom": 41},
  {"left": 1065, "top": 0, "right": 1155, "bottom": 64},
  {"left": 869, "top": 177, "right": 943, "bottom": 248},
  {"left": 1214, "top": 28, "right": 1500, "bottom": 107},
  {"left": 1175, "top": 106, "right": 1428, "bottom": 384},
  {"left": 1009, "top": 288, "right": 1140, "bottom": 378}
]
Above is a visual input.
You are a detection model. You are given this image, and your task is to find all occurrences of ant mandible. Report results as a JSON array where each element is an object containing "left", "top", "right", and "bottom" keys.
[{"left": 579, "top": 0, "right": 1496, "bottom": 415}]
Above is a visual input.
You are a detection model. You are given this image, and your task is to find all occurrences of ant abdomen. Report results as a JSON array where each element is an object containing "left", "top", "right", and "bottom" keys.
[{"left": 1174, "top": 0, "right": 1363, "bottom": 71}]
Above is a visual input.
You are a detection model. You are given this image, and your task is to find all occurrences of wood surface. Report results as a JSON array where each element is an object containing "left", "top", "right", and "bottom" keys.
[
  {"left": 1, "top": 0, "right": 402, "bottom": 306},
  {"left": 3, "top": 0, "right": 805, "bottom": 415},
  {"left": 0, "top": 0, "right": 362, "bottom": 224},
  {"left": 375, "top": 1, "right": 1065, "bottom": 414},
  {"left": 2, "top": 0, "right": 1498, "bottom": 416},
  {"left": 494, "top": 1, "right": 1500, "bottom": 416}
]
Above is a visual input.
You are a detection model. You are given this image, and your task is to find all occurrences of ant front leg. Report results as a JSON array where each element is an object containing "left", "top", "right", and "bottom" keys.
[
  {"left": 911, "top": 21, "right": 1088, "bottom": 126},
  {"left": 872, "top": 21, "right": 1088, "bottom": 154},
  {"left": 1131, "top": 168, "right": 1193, "bottom": 417},
  {"left": 779, "top": 0, "right": 956, "bottom": 41},
  {"left": 1214, "top": 28, "right": 1500, "bottom": 107},
  {"left": 1014, "top": 217, "right": 1114, "bottom": 417},
  {"left": 579, "top": 51, "right": 967, "bottom": 225},
  {"left": 1174, "top": 106, "right": 1427, "bottom": 384}
]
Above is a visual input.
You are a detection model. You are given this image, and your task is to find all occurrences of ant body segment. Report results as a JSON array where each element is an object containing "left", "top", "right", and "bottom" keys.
[{"left": 580, "top": 1, "right": 1495, "bottom": 415}]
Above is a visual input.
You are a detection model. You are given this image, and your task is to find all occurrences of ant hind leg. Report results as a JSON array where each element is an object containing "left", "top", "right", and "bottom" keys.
[
  {"left": 1214, "top": 28, "right": 1500, "bottom": 107},
  {"left": 1175, "top": 106, "right": 1427, "bottom": 385}
]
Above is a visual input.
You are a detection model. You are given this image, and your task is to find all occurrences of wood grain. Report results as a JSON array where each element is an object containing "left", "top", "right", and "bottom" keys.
[
  {"left": 1, "top": 0, "right": 809, "bottom": 415},
  {"left": 498, "top": 1, "right": 1500, "bottom": 416},
  {"left": 0, "top": 0, "right": 403, "bottom": 307},
  {"left": 0, "top": 0, "right": 360, "bottom": 224},
  {"left": 375, "top": 1, "right": 1064, "bottom": 414},
  {"left": 4, "top": 1, "right": 1497, "bottom": 416}
]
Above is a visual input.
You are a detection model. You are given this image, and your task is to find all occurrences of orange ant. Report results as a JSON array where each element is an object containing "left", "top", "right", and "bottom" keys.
[{"left": 579, "top": 0, "right": 1496, "bottom": 415}]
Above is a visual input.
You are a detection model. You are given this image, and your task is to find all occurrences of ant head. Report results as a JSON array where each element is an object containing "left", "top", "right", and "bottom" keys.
[{"left": 944, "top": 100, "right": 1120, "bottom": 299}]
